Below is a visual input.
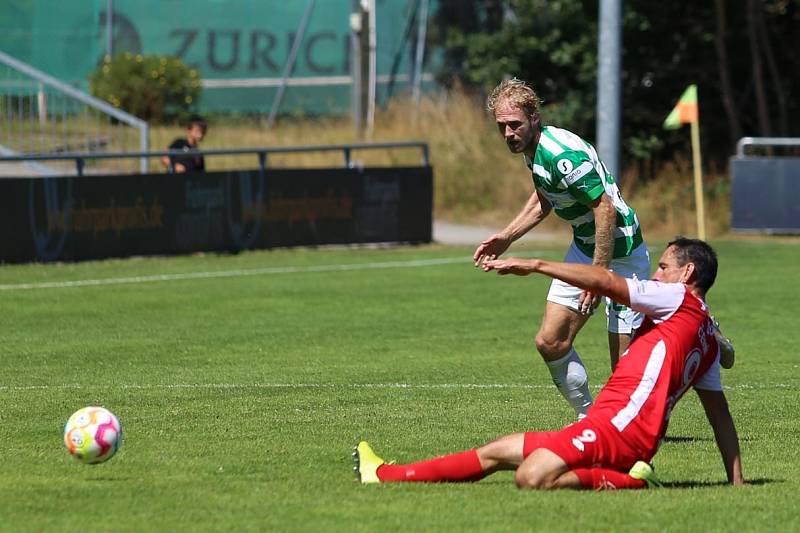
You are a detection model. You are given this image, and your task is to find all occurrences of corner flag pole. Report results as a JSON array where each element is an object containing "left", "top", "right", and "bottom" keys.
[
  {"left": 664, "top": 84, "right": 705, "bottom": 240},
  {"left": 690, "top": 118, "right": 706, "bottom": 240}
]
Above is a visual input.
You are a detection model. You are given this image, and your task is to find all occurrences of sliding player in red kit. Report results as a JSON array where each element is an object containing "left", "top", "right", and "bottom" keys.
[{"left": 354, "top": 238, "right": 744, "bottom": 490}]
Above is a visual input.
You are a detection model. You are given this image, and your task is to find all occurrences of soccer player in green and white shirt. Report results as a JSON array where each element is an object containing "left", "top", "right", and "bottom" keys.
[{"left": 474, "top": 78, "right": 651, "bottom": 420}]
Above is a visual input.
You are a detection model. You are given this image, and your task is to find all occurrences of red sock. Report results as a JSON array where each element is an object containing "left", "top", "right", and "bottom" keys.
[
  {"left": 573, "top": 468, "right": 646, "bottom": 490},
  {"left": 377, "top": 449, "right": 485, "bottom": 482}
]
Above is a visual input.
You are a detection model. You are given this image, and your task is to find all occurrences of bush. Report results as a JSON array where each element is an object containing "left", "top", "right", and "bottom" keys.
[{"left": 89, "top": 54, "right": 201, "bottom": 123}]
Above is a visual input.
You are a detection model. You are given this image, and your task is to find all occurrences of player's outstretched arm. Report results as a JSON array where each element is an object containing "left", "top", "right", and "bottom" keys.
[
  {"left": 696, "top": 389, "right": 745, "bottom": 485},
  {"left": 473, "top": 190, "right": 551, "bottom": 266},
  {"left": 482, "top": 258, "right": 631, "bottom": 307}
]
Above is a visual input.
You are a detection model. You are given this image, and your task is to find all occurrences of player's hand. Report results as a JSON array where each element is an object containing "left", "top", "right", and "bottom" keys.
[
  {"left": 578, "top": 290, "right": 602, "bottom": 315},
  {"left": 481, "top": 257, "right": 537, "bottom": 276},
  {"left": 473, "top": 233, "right": 512, "bottom": 267}
]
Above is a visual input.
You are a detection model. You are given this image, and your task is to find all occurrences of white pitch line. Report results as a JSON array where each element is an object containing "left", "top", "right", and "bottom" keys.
[
  {"left": 0, "top": 382, "right": 555, "bottom": 392},
  {"left": 0, "top": 382, "right": 793, "bottom": 392},
  {"left": 0, "top": 256, "right": 475, "bottom": 291}
]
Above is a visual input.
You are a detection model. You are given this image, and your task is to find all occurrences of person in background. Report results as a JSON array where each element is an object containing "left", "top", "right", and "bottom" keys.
[{"left": 161, "top": 114, "right": 207, "bottom": 173}]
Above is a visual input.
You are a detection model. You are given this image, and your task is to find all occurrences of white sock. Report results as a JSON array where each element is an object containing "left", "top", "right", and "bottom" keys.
[{"left": 545, "top": 347, "right": 593, "bottom": 419}]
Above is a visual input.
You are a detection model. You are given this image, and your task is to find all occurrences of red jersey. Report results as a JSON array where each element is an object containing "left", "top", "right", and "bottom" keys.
[{"left": 588, "top": 279, "right": 722, "bottom": 460}]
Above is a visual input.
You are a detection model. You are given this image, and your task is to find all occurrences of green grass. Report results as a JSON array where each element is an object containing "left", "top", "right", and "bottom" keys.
[{"left": 1, "top": 239, "right": 798, "bottom": 531}]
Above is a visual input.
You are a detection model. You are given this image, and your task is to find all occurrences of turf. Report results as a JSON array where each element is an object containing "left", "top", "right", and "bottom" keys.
[{"left": 0, "top": 239, "right": 798, "bottom": 531}]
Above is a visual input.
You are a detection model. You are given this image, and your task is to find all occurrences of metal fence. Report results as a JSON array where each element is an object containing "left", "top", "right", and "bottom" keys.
[
  {"left": 0, "top": 49, "right": 149, "bottom": 177},
  {"left": 0, "top": 141, "right": 429, "bottom": 177}
]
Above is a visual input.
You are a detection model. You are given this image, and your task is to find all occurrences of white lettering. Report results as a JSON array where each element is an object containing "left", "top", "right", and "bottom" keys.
[{"left": 563, "top": 161, "right": 593, "bottom": 185}]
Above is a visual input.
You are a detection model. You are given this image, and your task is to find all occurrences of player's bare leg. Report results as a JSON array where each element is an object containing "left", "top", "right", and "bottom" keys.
[
  {"left": 514, "top": 448, "right": 571, "bottom": 489},
  {"left": 475, "top": 433, "right": 526, "bottom": 473},
  {"left": 608, "top": 331, "right": 632, "bottom": 371},
  {"left": 535, "top": 302, "right": 593, "bottom": 418},
  {"left": 355, "top": 434, "right": 526, "bottom": 484},
  {"left": 515, "top": 448, "right": 654, "bottom": 491}
]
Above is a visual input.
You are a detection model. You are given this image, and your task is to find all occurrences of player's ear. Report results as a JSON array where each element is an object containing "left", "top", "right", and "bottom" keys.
[{"left": 681, "top": 262, "right": 697, "bottom": 284}]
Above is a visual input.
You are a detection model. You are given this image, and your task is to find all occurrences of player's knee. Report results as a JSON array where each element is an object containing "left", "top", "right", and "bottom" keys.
[
  {"left": 514, "top": 467, "right": 553, "bottom": 490},
  {"left": 534, "top": 333, "right": 569, "bottom": 359}
]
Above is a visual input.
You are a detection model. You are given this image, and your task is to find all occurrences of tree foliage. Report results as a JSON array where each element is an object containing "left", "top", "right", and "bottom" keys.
[{"left": 432, "top": 0, "right": 800, "bottom": 173}]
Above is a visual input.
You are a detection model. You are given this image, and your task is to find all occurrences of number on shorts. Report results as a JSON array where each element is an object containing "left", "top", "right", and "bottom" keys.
[{"left": 571, "top": 429, "right": 597, "bottom": 452}]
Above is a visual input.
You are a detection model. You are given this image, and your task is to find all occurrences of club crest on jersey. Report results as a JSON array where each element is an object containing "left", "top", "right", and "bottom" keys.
[
  {"left": 683, "top": 349, "right": 702, "bottom": 387},
  {"left": 556, "top": 158, "right": 574, "bottom": 175}
]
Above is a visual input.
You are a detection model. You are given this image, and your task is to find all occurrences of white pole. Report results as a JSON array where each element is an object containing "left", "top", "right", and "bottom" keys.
[
  {"left": 412, "top": 0, "right": 429, "bottom": 105},
  {"left": 596, "top": 0, "right": 622, "bottom": 178},
  {"left": 350, "top": 0, "right": 363, "bottom": 132},
  {"left": 106, "top": 0, "right": 113, "bottom": 59},
  {"left": 37, "top": 83, "right": 47, "bottom": 125},
  {"left": 366, "top": 0, "right": 376, "bottom": 136}
]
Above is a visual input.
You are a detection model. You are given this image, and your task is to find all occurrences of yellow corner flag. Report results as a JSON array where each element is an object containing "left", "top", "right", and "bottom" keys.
[{"left": 663, "top": 84, "right": 698, "bottom": 129}]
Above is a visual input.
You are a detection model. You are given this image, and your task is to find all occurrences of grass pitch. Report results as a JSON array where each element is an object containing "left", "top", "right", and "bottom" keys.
[{"left": 1, "top": 239, "right": 798, "bottom": 531}]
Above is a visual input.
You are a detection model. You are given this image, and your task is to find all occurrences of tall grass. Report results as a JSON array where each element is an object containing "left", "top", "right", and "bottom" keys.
[{"left": 146, "top": 87, "right": 731, "bottom": 237}]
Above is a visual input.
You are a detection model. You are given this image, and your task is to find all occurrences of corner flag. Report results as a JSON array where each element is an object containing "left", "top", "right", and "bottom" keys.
[
  {"left": 663, "top": 84, "right": 698, "bottom": 129},
  {"left": 663, "top": 84, "right": 706, "bottom": 239}
]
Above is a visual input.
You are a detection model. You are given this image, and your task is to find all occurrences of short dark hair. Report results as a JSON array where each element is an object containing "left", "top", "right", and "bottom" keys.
[
  {"left": 668, "top": 236, "right": 718, "bottom": 292},
  {"left": 186, "top": 114, "right": 207, "bottom": 133}
]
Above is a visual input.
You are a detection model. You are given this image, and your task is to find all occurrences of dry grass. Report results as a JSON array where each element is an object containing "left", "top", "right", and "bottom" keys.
[
  {"left": 148, "top": 88, "right": 731, "bottom": 237},
  {"left": 620, "top": 158, "right": 731, "bottom": 240}
]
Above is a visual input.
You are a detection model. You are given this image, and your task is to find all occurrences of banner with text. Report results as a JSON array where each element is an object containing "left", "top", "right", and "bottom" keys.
[{"left": 0, "top": 167, "right": 433, "bottom": 263}]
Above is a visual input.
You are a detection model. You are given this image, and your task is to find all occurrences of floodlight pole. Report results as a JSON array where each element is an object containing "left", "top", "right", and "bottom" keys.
[
  {"left": 366, "top": 0, "right": 377, "bottom": 136},
  {"left": 350, "top": 0, "right": 375, "bottom": 137},
  {"left": 350, "top": 1, "right": 364, "bottom": 133},
  {"left": 596, "top": 0, "right": 622, "bottom": 178},
  {"left": 412, "top": 0, "right": 429, "bottom": 104},
  {"left": 105, "top": 0, "right": 113, "bottom": 59}
]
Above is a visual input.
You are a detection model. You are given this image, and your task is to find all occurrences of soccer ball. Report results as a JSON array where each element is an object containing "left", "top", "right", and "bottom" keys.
[{"left": 63, "top": 406, "right": 122, "bottom": 464}]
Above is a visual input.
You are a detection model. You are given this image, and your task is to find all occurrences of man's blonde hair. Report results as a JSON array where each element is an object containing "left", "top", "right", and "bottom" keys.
[{"left": 486, "top": 78, "right": 542, "bottom": 120}]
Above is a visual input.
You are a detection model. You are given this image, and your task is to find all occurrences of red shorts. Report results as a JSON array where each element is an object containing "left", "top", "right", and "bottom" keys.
[{"left": 523, "top": 417, "right": 640, "bottom": 471}]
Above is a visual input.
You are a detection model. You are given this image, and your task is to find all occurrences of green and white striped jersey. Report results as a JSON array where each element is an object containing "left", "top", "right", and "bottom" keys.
[{"left": 524, "top": 125, "right": 644, "bottom": 259}]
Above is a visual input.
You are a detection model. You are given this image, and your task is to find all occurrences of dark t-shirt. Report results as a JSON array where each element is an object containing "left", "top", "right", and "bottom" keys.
[{"left": 168, "top": 138, "right": 205, "bottom": 172}]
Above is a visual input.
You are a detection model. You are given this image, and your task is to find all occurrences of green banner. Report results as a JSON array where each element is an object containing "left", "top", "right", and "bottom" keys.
[{"left": 0, "top": 0, "right": 436, "bottom": 114}]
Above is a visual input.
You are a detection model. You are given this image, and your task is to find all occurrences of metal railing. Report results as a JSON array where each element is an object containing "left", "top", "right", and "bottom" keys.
[
  {"left": 0, "top": 49, "right": 149, "bottom": 173},
  {"left": 736, "top": 137, "right": 800, "bottom": 157},
  {"left": 0, "top": 141, "right": 430, "bottom": 177}
]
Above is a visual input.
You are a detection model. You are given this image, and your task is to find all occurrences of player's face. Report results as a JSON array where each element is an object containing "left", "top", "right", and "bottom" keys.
[
  {"left": 652, "top": 246, "right": 692, "bottom": 284},
  {"left": 495, "top": 103, "right": 537, "bottom": 154}
]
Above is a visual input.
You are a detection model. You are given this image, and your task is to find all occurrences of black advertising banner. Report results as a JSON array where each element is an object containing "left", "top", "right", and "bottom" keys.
[{"left": 0, "top": 167, "right": 433, "bottom": 263}]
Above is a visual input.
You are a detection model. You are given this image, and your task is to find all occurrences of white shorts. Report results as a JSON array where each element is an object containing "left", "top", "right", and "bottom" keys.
[{"left": 546, "top": 242, "right": 651, "bottom": 334}]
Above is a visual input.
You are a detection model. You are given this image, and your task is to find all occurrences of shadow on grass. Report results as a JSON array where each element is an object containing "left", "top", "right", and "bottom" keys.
[
  {"left": 662, "top": 478, "right": 776, "bottom": 489},
  {"left": 664, "top": 435, "right": 756, "bottom": 444},
  {"left": 663, "top": 435, "right": 713, "bottom": 443}
]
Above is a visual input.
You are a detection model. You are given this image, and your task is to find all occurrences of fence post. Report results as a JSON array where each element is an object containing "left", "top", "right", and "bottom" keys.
[{"left": 37, "top": 84, "right": 47, "bottom": 125}]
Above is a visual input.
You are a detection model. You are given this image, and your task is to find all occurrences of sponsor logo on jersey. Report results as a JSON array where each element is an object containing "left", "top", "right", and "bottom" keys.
[{"left": 563, "top": 161, "right": 594, "bottom": 186}]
